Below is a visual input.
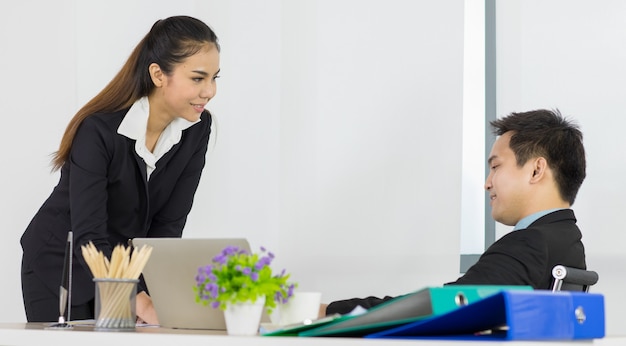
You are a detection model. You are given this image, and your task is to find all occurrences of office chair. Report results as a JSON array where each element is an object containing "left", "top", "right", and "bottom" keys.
[{"left": 551, "top": 265, "right": 599, "bottom": 292}]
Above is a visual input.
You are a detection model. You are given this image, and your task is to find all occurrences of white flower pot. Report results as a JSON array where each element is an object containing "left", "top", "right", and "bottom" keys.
[{"left": 223, "top": 296, "right": 266, "bottom": 336}]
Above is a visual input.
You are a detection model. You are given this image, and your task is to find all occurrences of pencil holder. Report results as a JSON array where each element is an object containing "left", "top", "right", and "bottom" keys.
[{"left": 93, "top": 278, "right": 139, "bottom": 331}]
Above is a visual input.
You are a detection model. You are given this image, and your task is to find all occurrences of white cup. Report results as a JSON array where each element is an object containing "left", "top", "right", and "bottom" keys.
[{"left": 272, "top": 291, "right": 322, "bottom": 326}]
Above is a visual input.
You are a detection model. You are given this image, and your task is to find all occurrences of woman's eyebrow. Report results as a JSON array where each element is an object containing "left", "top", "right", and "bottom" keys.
[{"left": 191, "top": 70, "right": 209, "bottom": 76}]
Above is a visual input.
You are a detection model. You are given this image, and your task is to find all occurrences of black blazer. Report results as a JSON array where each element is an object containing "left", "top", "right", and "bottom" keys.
[
  {"left": 326, "top": 209, "right": 586, "bottom": 315},
  {"left": 451, "top": 208, "right": 586, "bottom": 288},
  {"left": 21, "top": 108, "right": 211, "bottom": 304}
]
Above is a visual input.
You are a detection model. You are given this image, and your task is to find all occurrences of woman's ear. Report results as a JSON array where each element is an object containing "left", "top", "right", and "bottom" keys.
[{"left": 149, "top": 63, "right": 164, "bottom": 87}]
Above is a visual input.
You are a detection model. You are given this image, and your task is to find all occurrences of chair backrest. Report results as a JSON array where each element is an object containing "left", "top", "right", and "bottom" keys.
[{"left": 551, "top": 265, "right": 599, "bottom": 292}]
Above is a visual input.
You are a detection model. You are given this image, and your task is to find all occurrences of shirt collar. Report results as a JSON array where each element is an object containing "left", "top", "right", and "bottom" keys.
[
  {"left": 513, "top": 208, "right": 564, "bottom": 231},
  {"left": 117, "top": 97, "right": 150, "bottom": 141},
  {"left": 117, "top": 97, "right": 201, "bottom": 180},
  {"left": 117, "top": 97, "right": 201, "bottom": 141}
]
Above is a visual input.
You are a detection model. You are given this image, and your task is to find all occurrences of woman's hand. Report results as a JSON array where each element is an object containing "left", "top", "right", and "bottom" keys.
[{"left": 136, "top": 291, "right": 159, "bottom": 325}]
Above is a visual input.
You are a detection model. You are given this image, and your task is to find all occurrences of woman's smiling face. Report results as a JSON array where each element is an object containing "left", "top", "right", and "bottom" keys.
[{"left": 150, "top": 43, "right": 221, "bottom": 123}]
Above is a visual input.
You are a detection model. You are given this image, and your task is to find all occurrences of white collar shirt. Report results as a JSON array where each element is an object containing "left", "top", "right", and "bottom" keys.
[{"left": 117, "top": 97, "right": 200, "bottom": 180}]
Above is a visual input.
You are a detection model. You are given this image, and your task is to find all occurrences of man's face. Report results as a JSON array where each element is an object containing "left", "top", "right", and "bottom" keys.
[{"left": 484, "top": 132, "right": 536, "bottom": 226}]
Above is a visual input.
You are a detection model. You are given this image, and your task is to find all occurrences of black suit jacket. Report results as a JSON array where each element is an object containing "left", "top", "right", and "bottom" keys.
[
  {"left": 21, "top": 108, "right": 211, "bottom": 304},
  {"left": 450, "top": 209, "right": 586, "bottom": 288},
  {"left": 326, "top": 209, "right": 586, "bottom": 315}
]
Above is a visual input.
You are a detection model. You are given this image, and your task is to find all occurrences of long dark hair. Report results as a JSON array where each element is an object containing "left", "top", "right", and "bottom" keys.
[{"left": 52, "top": 16, "right": 220, "bottom": 171}]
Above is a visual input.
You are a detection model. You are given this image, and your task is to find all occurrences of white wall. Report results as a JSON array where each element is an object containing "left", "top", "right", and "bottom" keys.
[
  {"left": 496, "top": 0, "right": 626, "bottom": 335},
  {"left": 0, "top": 0, "right": 465, "bottom": 322},
  {"left": 461, "top": 0, "right": 486, "bottom": 254}
]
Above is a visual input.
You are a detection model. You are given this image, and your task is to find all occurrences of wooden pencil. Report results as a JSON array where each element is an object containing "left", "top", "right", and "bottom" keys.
[{"left": 80, "top": 241, "right": 153, "bottom": 329}]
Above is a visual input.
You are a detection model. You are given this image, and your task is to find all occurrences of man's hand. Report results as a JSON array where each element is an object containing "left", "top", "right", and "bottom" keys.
[{"left": 318, "top": 303, "right": 328, "bottom": 318}]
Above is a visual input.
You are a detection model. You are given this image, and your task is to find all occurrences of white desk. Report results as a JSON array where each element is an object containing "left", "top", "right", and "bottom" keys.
[{"left": 0, "top": 323, "right": 624, "bottom": 346}]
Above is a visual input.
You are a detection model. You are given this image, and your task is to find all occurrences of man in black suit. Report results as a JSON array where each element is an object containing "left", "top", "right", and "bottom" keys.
[{"left": 324, "top": 109, "right": 587, "bottom": 315}]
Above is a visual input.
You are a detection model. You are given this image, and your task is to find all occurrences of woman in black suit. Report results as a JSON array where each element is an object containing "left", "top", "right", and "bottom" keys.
[{"left": 20, "top": 16, "right": 221, "bottom": 323}]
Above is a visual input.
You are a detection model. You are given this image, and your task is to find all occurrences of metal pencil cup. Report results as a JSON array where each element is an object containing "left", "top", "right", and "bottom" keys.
[{"left": 93, "top": 278, "right": 139, "bottom": 331}]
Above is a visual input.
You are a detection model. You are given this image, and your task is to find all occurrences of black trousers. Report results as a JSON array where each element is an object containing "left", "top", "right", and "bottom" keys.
[{"left": 21, "top": 257, "right": 94, "bottom": 322}]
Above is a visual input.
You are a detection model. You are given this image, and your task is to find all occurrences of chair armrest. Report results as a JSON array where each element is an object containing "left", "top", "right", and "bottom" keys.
[{"left": 551, "top": 265, "right": 599, "bottom": 292}]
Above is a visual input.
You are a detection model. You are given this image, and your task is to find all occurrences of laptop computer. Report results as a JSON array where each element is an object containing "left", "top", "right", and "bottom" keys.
[{"left": 131, "top": 237, "right": 251, "bottom": 330}]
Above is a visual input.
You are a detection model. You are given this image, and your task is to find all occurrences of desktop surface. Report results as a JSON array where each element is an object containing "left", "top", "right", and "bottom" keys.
[{"left": 1, "top": 323, "right": 623, "bottom": 346}]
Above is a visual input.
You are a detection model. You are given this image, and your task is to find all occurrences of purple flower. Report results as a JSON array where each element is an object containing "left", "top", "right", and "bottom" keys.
[
  {"left": 213, "top": 254, "right": 226, "bottom": 265},
  {"left": 287, "top": 283, "right": 295, "bottom": 298},
  {"left": 274, "top": 291, "right": 284, "bottom": 303},
  {"left": 213, "top": 246, "right": 241, "bottom": 264},
  {"left": 254, "top": 256, "right": 272, "bottom": 270},
  {"left": 204, "top": 283, "right": 218, "bottom": 298},
  {"left": 195, "top": 274, "right": 205, "bottom": 285},
  {"left": 223, "top": 246, "right": 239, "bottom": 255},
  {"left": 195, "top": 245, "right": 297, "bottom": 311}
]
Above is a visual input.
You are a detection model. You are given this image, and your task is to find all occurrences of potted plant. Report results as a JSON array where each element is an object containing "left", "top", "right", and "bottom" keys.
[{"left": 194, "top": 245, "right": 296, "bottom": 335}]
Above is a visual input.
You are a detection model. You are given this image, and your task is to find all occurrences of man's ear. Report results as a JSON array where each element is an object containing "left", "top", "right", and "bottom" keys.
[
  {"left": 530, "top": 157, "right": 548, "bottom": 183},
  {"left": 149, "top": 63, "right": 164, "bottom": 87}
]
